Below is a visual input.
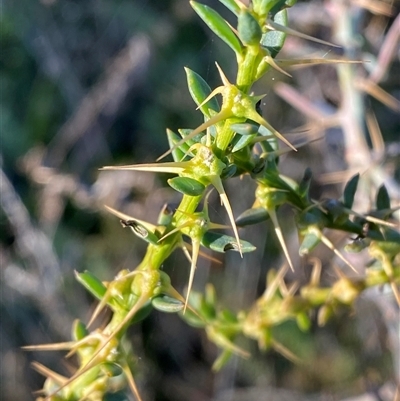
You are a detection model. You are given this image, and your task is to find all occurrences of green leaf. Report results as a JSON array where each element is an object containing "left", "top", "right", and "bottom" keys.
[
  {"left": 152, "top": 295, "right": 184, "bottom": 313},
  {"left": 205, "top": 284, "right": 217, "bottom": 307},
  {"left": 157, "top": 203, "right": 174, "bottom": 226},
  {"left": 75, "top": 270, "right": 107, "bottom": 301},
  {"left": 178, "top": 128, "right": 205, "bottom": 148},
  {"left": 201, "top": 231, "right": 256, "bottom": 253},
  {"left": 236, "top": 207, "right": 270, "bottom": 227},
  {"left": 257, "top": 0, "right": 297, "bottom": 16},
  {"left": 72, "top": 319, "right": 88, "bottom": 341},
  {"left": 230, "top": 122, "right": 259, "bottom": 135},
  {"left": 238, "top": 10, "right": 262, "bottom": 46},
  {"left": 101, "top": 363, "right": 124, "bottom": 377},
  {"left": 343, "top": 173, "right": 360, "bottom": 209},
  {"left": 130, "top": 301, "right": 153, "bottom": 323},
  {"left": 220, "top": 164, "right": 237, "bottom": 179},
  {"left": 121, "top": 220, "right": 160, "bottom": 245},
  {"left": 219, "top": 309, "right": 238, "bottom": 324},
  {"left": 212, "top": 348, "right": 233, "bottom": 371},
  {"left": 232, "top": 133, "right": 256, "bottom": 152},
  {"left": 180, "top": 307, "right": 206, "bottom": 328},
  {"left": 298, "top": 167, "right": 312, "bottom": 199},
  {"left": 296, "top": 312, "right": 311, "bottom": 332},
  {"left": 200, "top": 297, "right": 216, "bottom": 320},
  {"left": 270, "top": 0, "right": 297, "bottom": 15},
  {"left": 191, "top": 1, "right": 242, "bottom": 57},
  {"left": 258, "top": 125, "right": 279, "bottom": 153},
  {"left": 299, "top": 231, "right": 320, "bottom": 256},
  {"left": 168, "top": 177, "right": 206, "bottom": 196},
  {"left": 218, "top": 0, "right": 240, "bottom": 16},
  {"left": 261, "top": 9, "right": 287, "bottom": 58},
  {"left": 166, "top": 129, "right": 189, "bottom": 162},
  {"left": 185, "top": 68, "right": 220, "bottom": 118},
  {"left": 376, "top": 184, "right": 391, "bottom": 210}
]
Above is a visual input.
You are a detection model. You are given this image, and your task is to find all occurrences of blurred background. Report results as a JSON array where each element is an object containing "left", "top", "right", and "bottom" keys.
[{"left": 1, "top": 0, "right": 399, "bottom": 400}]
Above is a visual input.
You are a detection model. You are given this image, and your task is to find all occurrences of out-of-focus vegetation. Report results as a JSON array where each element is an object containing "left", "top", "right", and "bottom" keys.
[{"left": 1, "top": 0, "right": 399, "bottom": 400}]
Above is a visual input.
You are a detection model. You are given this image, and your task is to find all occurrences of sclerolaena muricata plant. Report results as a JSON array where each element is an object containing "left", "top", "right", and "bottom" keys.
[{"left": 25, "top": 0, "right": 400, "bottom": 400}]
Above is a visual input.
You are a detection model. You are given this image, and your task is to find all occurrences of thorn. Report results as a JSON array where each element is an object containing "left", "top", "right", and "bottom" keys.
[
  {"left": 263, "top": 53, "right": 292, "bottom": 77},
  {"left": 215, "top": 62, "right": 231, "bottom": 86},
  {"left": 22, "top": 342, "right": 75, "bottom": 352},
  {"left": 156, "top": 109, "right": 232, "bottom": 161},
  {"left": 249, "top": 111, "right": 297, "bottom": 151},
  {"left": 158, "top": 223, "right": 188, "bottom": 243},
  {"left": 271, "top": 339, "right": 301, "bottom": 364},
  {"left": 86, "top": 270, "right": 141, "bottom": 329},
  {"left": 31, "top": 362, "right": 67, "bottom": 385},
  {"left": 104, "top": 205, "right": 157, "bottom": 231},
  {"left": 266, "top": 19, "right": 340, "bottom": 48},
  {"left": 264, "top": 265, "right": 289, "bottom": 301},
  {"left": 196, "top": 86, "right": 224, "bottom": 110},
  {"left": 390, "top": 282, "right": 400, "bottom": 307},
  {"left": 100, "top": 162, "right": 187, "bottom": 174},
  {"left": 122, "top": 363, "right": 144, "bottom": 401},
  {"left": 275, "top": 58, "right": 363, "bottom": 68},
  {"left": 319, "top": 233, "right": 358, "bottom": 274},
  {"left": 184, "top": 239, "right": 200, "bottom": 313},
  {"left": 309, "top": 257, "right": 322, "bottom": 286},
  {"left": 210, "top": 176, "right": 242, "bottom": 257},
  {"left": 182, "top": 241, "right": 222, "bottom": 264},
  {"left": 45, "top": 294, "right": 150, "bottom": 400},
  {"left": 269, "top": 208, "right": 295, "bottom": 272}
]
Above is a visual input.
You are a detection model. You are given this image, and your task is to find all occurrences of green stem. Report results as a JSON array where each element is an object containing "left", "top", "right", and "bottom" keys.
[
  {"left": 215, "top": 117, "right": 242, "bottom": 156},
  {"left": 236, "top": 46, "right": 259, "bottom": 92}
]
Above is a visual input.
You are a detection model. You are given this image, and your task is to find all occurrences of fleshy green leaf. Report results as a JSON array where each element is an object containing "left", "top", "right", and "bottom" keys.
[
  {"left": 185, "top": 67, "right": 220, "bottom": 118},
  {"left": 180, "top": 307, "right": 206, "bottom": 328},
  {"left": 232, "top": 133, "right": 256, "bottom": 152},
  {"left": 218, "top": 0, "right": 240, "bottom": 16},
  {"left": 254, "top": 0, "right": 296, "bottom": 16},
  {"left": 261, "top": 9, "right": 287, "bottom": 58},
  {"left": 230, "top": 122, "right": 259, "bottom": 135},
  {"left": 200, "top": 297, "right": 216, "bottom": 320},
  {"left": 298, "top": 167, "right": 312, "bottom": 199},
  {"left": 343, "top": 173, "right": 360, "bottom": 209},
  {"left": 236, "top": 207, "right": 270, "bottom": 227},
  {"left": 376, "top": 184, "right": 391, "bottom": 210},
  {"left": 220, "top": 164, "right": 237, "bottom": 179},
  {"left": 212, "top": 348, "right": 234, "bottom": 371},
  {"left": 75, "top": 271, "right": 107, "bottom": 301},
  {"left": 201, "top": 231, "right": 256, "bottom": 253},
  {"left": 219, "top": 309, "right": 238, "bottom": 324},
  {"left": 270, "top": 0, "right": 297, "bottom": 15},
  {"left": 157, "top": 203, "right": 174, "bottom": 226},
  {"left": 178, "top": 128, "right": 204, "bottom": 148},
  {"left": 299, "top": 231, "right": 320, "bottom": 256},
  {"left": 168, "top": 177, "right": 206, "bottom": 196},
  {"left": 166, "top": 129, "right": 190, "bottom": 162},
  {"left": 296, "top": 312, "right": 311, "bottom": 332},
  {"left": 152, "top": 295, "right": 184, "bottom": 313},
  {"left": 191, "top": 1, "right": 242, "bottom": 57},
  {"left": 130, "top": 301, "right": 153, "bottom": 324},
  {"left": 72, "top": 320, "right": 88, "bottom": 341},
  {"left": 101, "top": 363, "right": 124, "bottom": 377},
  {"left": 258, "top": 125, "right": 279, "bottom": 153},
  {"left": 238, "top": 10, "right": 262, "bottom": 46}
]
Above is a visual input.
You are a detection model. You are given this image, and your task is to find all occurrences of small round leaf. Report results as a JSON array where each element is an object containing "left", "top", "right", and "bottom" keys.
[{"left": 168, "top": 177, "right": 206, "bottom": 196}]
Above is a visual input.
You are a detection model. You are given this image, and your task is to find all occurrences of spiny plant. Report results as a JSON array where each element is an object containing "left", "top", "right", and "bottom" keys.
[{"left": 25, "top": 0, "right": 400, "bottom": 400}]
